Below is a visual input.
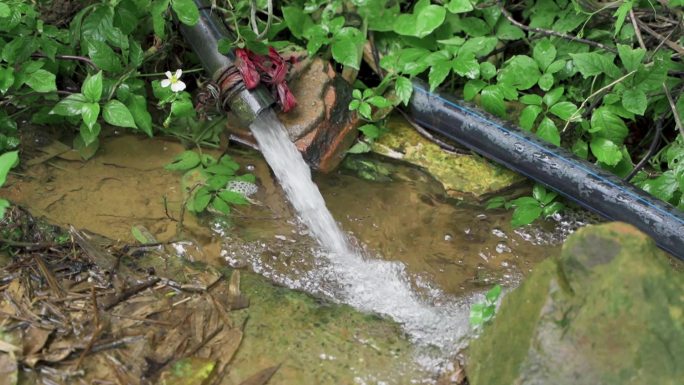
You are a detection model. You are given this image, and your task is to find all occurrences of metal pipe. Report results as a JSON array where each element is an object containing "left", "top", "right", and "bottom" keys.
[
  {"left": 407, "top": 79, "right": 684, "bottom": 261},
  {"left": 176, "top": 0, "right": 274, "bottom": 125}
]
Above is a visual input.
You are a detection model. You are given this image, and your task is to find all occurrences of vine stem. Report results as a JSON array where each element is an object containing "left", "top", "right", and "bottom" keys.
[
  {"left": 562, "top": 70, "right": 636, "bottom": 133},
  {"left": 31, "top": 53, "right": 99, "bottom": 71}
]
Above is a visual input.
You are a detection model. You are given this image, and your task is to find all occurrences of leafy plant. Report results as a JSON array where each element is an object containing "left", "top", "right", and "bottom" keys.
[
  {"left": 0, "top": 150, "right": 18, "bottom": 218},
  {"left": 470, "top": 284, "right": 502, "bottom": 327},
  {"left": 165, "top": 151, "right": 254, "bottom": 216},
  {"left": 486, "top": 183, "right": 565, "bottom": 227}
]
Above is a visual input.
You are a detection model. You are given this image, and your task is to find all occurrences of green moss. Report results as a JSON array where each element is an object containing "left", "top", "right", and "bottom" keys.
[{"left": 372, "top": 116, "right": 523, "bottom": 198}]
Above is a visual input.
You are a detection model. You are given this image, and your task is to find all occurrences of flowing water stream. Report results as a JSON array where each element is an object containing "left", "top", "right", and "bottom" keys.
[{"left": 249, "top": 109, "right": 470, "bottom": 351}]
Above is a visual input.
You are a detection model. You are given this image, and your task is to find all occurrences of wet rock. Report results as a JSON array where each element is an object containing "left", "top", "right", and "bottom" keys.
[
  {"left": 226, "top": 55, "right": 359, "bottom": 173},
  {"left": 467, "top": 222, "right": 684, "bottom": 385},
  {"left": 372, "top": 115, "right": 523, "bottom": 199}
]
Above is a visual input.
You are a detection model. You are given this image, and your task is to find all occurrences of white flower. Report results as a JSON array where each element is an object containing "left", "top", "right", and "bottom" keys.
[{"left": 161, "top": 69, "right": 186, "bottom": 92}]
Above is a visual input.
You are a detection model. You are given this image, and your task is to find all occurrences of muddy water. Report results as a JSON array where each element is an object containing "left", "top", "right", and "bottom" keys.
[{"left": 2, "top": 133, "right": 590, "bottom": 383}]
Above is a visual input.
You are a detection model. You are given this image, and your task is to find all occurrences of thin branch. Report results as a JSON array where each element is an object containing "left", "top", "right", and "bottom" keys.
[
  {"left": 563, "top": 70, "right": 637, "bottom": 133},
  {"left": 636, "top": 20, "right": 684, "bottom": 56},
  {"left": 629, "top": 9, "right": 647, "bottom": 50},
  {"left": 499, "top": 2, "right": 617, "bottom": 53},
  {"left": 663, "top": 85, "right": 684, "bottom": 138}
]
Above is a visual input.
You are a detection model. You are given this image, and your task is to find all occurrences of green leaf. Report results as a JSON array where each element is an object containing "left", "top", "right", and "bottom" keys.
[
  {"left": 26, "top": 69, "right": 56, "bottom": 93},
  {"left": 617, "top": 44, "right": 645, "bottom": 72},
  {"left": 480, "top": 62, "right": 497, "bottom": 80},
  {"left": 211, "top": 197, "right": 231, "bottom": 215},
  {"left": 166, "top": 151, "right": 201, "bottom": 171},
  {"left": 532, "top": 183, "right": 547, "bottom": 202},
  {"left": 447, "top": 0, "right": 473, "bottom": 13},
  {"left": 358, "top": 124, "right": 382, "bottom": 139},
  {"left": 613, "top": 1, "right": 632, "bottom": 36},
  {"left": 349, "top": 99, "right": 360, "bottom": 110},
  {"left": 485, "top": 284, "right": 502, "bottom": 303},
  {"left": 192, "top": 187, "right": 212, "bottom": 212},
  {"left": 348, "top": 141, "right": 371, "bottom": 154},
  {"left": 511, "top": 203, "right": 543, "bottom": 227},
  {"left": 282, "top": 6, "right": 310, "bottom": 38},
  {"left": 546, "top": 60, "right": 566, "bottom": 74},
  {"left": 331, "top": 27, "right": 364, "bottom": 69},
  {"left": 572, "top": 139, "right": 589, "bottom": 159},
  {"left": 533, "top": 39, "right": 556, "bottom": 71},
  {"left": 480, "top": 85, "right": 506, "bottom": 118},
  {"left": 218, "top": 190, "right": 250, "bottom": 205},
  {"left": 395, "top": 77, "right": 413, "bottom": 106},
  {"left": 51, "top": 94, "right": 87, "bottom": 116},
  {"left": 352, "top": 89, "right": 362, "bottom": 99},
  {"left": 496, "top": 22, "right": 524, "bottom": 40},
  {"left": 429, "top": 60, "right": 452, "bottom": 91},
  {"left": 621, "top": 88, "right": 647, "bottom": 115},
  {"left": 171, "top": 98, "right": 195, "bottom": 118},
  {"left": 537, "top": 117, "right": 560, "bottom": 146},
  {"left": 459, "top": 36, "right": 498, "bottom": 57},
  {"left": 590, "top": 138, "right": 623, "bottom": 166},
  {"left": 0, "top": 150, "right": 19, "bottom": 187},
  {"left": 127, "top": 95, "right": 153, "bottom": 136},
  {"left": 497, "top": 55, "right": 540, "bottom": 90},
  {"left": 538, "top": 73, "right": 554, "bottom": 91},
  {"left": 73, "top": 135, "right": 99, "bottom": 160},
  {"left": 464, "top": 79, "right": 486, "bottom": 101},
  {"left": 458, "top": 17, "right": 491, "bottom": 37},
  {"left": 590, "top": 107, "right": 628, "bottom": 143},
  {"left": 452, "top": 54, "right": 480, "bottom": 79},
  {"left": 367, "top": 96, "right": 392, "bottom": 108},
  {"left": 519, "top": 105, "right": 542, "bottom": 131},
  {"left": 520, "top": 94, "right": 542, "bottom": 106},
  {"left": 570, "top": 52, "right": 620, "bottom": 78},
  {"left": 87, "top": 40, "right": 122, "bottom": 72},
  {"left": 171, "top": 0, "right": 199, "bottom": 26},
  {"left": 639, "top": 171, "right": 679, "bottom": 202},
  {"left": 485, "top": 196, "right": 506, "bottom": 209},
  {"left": 393, "top": 1, "right": 446, "bottom": 38},
  {"left": 103, "top": 100, "right": 137, "bottom": 129},
  {"left": 151, "top": 0, "right": 170, "bottom": 38},
  {"left": 549, "top": 101, "right": 578, "bottom": 121},
  {"left": 0, "top": 66, "right": 14, "bottom": 94},
  {"left": 80, "top": 121, "right": 101, "bottom": 146},
  {"left": 543, "top": 201, "right": 564, "bottom": 217},
  {"left": 437, "top": 36, "right": 465, "bottom": 46},
  {"left": 358, "top": 102, "right": 372, "bottom": 120},
  {"left": 131, "top": 226, "right": 150, "bottom": 244},
  {"left": 543, "top": 87, "right": 564, "bottom": 107},
  {"left": 81, "top": 102, "right": 100, "bottom": 130},
  {"left": 82, "top": 71, "right": 103, "bottom": 102},
  {"left": 0, "top": 3, "right": 10, "bottom": 18},
  {"left": 470, "top": 303, "right": 484, "bottom": 326}
]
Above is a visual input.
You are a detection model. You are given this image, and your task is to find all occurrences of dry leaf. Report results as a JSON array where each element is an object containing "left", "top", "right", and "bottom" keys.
[{"left": 238, "top": 365, "right": 280, "bottom": 385}]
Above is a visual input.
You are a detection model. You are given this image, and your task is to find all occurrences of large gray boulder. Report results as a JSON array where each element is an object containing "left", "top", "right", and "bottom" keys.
[{"left": 467, "top": 222, "right": 684, "bottom": 385}]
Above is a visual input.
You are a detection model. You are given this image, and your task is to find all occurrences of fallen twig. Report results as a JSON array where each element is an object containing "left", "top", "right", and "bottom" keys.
[{"left": 102, "top": 277, "right": 161, "bottom": 310}]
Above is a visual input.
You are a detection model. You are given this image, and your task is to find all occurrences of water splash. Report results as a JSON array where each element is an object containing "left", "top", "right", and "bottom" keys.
[{"left": 249, "top": 109, "right": 470, "bottom": 351}]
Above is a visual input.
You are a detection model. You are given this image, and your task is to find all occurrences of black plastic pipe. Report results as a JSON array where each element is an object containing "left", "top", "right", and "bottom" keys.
[
  {"left": 177, "top": 0, "right": 274, "bottom": 126},
  {"left": 407, "top": 79, "right": 684, "bottom": 261}
]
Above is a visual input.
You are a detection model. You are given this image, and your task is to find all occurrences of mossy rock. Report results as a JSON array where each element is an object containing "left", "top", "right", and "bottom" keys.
[
  {"left": 371, "top": 115, "right": 523, "bottom": 199},
  {"left": 467, "top": 222, "right": 684, "bottom": 385}
]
